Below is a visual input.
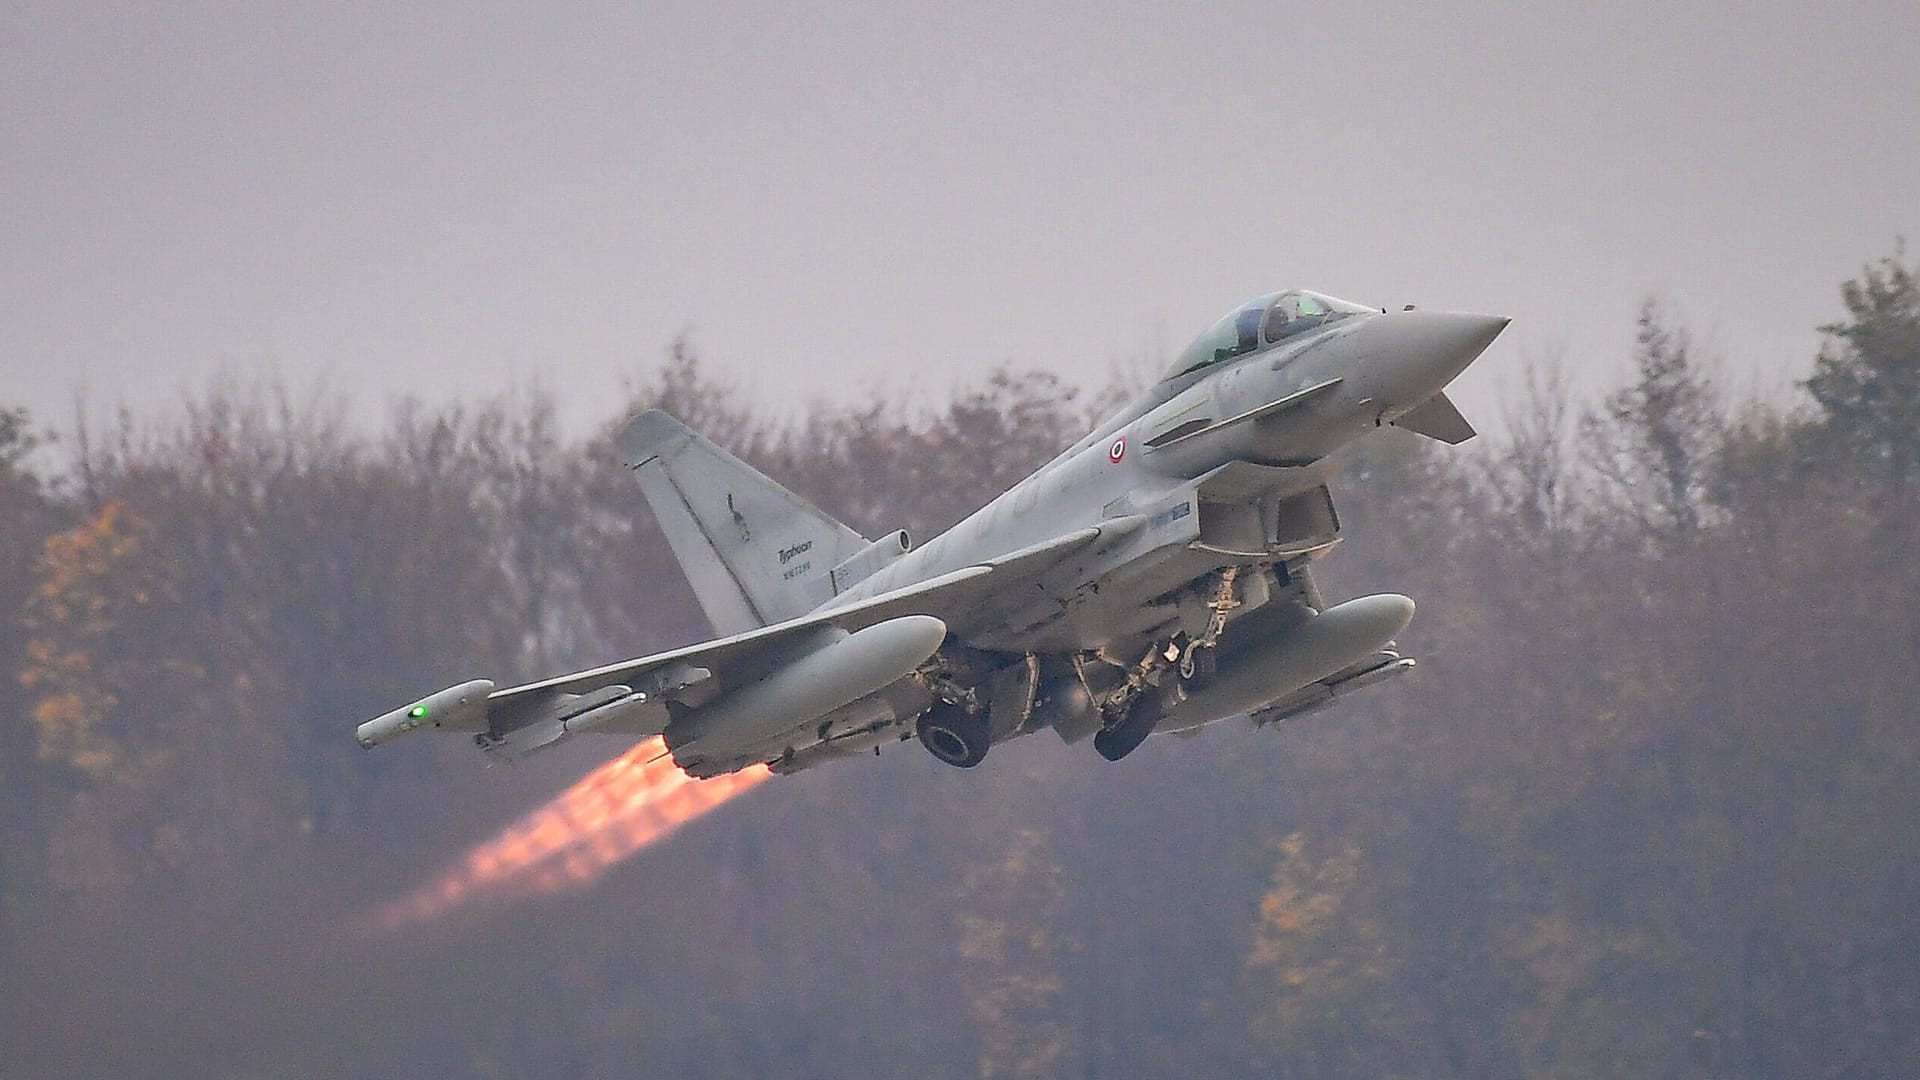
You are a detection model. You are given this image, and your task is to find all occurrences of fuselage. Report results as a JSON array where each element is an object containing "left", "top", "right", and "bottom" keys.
[
  {"left": 825, "top": 295, "right": 1507, "bottom": 653},
  {"left": 358, "top": 288, "right": 1508, "bottom": 773}
]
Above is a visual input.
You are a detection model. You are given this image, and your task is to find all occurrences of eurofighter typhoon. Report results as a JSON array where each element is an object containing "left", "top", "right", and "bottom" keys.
[{"left": 358, "top": 291, "right": 1507, "bottom": 773}]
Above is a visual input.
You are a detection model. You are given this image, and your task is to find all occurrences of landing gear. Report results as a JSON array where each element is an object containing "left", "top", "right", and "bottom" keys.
[
  {"left": 1177, "top": 638, "right": 1218, "bottom": 689},
  {"left": 1094, "top": 691, "right": 1165, "bottom": 762},
  {"left": 917, "top": 704, "right": 991, "bottom": 768}
]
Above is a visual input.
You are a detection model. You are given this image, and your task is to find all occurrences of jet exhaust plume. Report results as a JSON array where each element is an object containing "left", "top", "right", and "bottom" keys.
[{"left": 372, "top": 736, "right": 768, "bottom": 929}]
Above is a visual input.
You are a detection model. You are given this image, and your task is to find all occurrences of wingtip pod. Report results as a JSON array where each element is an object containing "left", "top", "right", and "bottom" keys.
[{"left": 357, "top": 678, "right": 495, "bottom": 749}]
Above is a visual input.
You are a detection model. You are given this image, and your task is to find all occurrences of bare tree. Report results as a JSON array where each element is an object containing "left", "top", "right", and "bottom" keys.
[
  {"left": 1482, "top": 348, "right": 1583, "bottom": 550},
  {"left": 1580, "top": 298, "right": 1721, "bottom": 541}
]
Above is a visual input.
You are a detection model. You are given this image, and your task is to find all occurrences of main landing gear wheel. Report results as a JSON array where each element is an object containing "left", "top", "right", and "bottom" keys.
[
  {"left": 918, "top": 705, "right": 991, "bottom": 768},
  {"left": 1094, "top": 694, "right": 1165, "bottom": 762}
]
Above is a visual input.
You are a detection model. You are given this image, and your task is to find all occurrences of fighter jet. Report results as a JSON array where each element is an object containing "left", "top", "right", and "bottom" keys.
[{"left": 357, "top": 290, "right": 1507, "bottom": 774}]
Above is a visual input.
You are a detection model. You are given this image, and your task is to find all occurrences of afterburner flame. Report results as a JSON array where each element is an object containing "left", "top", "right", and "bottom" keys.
[{"left": 373, "top": 736, "right": 769, "bottom": 929}]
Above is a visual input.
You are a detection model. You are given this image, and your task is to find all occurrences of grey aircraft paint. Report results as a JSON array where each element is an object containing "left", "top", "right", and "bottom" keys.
[{"left": 357, "top": 289, "right": 1507, "bottom": 774}]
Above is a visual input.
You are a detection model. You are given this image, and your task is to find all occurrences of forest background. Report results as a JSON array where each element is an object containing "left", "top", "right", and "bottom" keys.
[{"left": 1, "top": 246, "right": 1916, "bottom": 1079}]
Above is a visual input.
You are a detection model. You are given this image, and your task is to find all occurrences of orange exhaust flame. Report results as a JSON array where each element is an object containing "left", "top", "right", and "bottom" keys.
[{"left": 372, "top": 736, "right": 769, "bottom": 929}]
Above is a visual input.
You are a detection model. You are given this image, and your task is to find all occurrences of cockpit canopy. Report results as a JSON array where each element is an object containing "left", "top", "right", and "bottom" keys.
[{"left": 1166, "top": 290, "right": 1379, "bottom": 381}]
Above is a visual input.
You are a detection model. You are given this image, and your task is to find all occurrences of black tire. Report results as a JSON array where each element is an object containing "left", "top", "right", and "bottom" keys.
[
  {"left": 917, "top": 705, "right": 991, "bottom": 768},
  {"left": 1093, "top": 693, "right": 1164, "bottom": 762}
]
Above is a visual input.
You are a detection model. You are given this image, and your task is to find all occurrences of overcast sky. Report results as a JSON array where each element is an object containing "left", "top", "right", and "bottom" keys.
[{"left": 5, "top": 1, "right": 1916, "bottom": 439}]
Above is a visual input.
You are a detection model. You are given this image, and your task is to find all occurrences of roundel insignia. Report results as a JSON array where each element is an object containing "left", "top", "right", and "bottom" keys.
[{"left": 1108, "top": 436, "right": 1127, "bottom": 463}]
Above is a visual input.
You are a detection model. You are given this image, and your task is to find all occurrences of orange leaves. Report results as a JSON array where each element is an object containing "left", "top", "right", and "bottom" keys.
[
  {"left": 20, "top": 500, "right": 184, "bottom": 784},
  {"left": 1246, "top": 832, "right": 1362, "bottom": 975},
  {"left": 956, "top": 828, "right": 1078, "bottom": 1080},
  {"left": 21, "top": 502, "right": 145, "bottom": 778},
  {"left": 1241, "top": 831, "right": 1392, "bottom": 1064}
]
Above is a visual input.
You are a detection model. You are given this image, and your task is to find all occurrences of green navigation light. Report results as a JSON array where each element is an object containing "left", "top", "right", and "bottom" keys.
[{"left": 409, "top": 705, "right": 429, "bottom": 718}]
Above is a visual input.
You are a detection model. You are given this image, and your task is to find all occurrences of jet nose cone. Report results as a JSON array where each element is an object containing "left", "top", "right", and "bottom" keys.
[
  {"left": 1436, "top": 311, "right": 1505, "bottom": 361},
  {"left": 1368, "top": 309, "right": 1510, "bottom": 406},
  {"left": 1405, "top": 309, "right": 1505, "bottom": 372}
]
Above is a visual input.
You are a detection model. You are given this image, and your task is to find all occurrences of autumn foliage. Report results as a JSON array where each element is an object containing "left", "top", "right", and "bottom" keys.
[{"left": 1, "top": 249, "right": 1917, "bottom": 1078}]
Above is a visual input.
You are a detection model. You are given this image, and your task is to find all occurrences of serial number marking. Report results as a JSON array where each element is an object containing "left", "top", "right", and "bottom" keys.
[{"left": 1149, "top": 501, "right": 1193, "bottom": 530}]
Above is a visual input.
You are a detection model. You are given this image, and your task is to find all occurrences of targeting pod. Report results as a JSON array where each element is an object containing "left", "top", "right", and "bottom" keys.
[{"left": 357, "top": 678, "right": 494, "bottom": 748}]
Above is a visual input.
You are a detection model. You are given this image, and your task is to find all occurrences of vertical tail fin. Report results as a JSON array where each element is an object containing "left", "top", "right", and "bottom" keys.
[{"left": 618, "top": 411, "right": 867, "bottom": 635}]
